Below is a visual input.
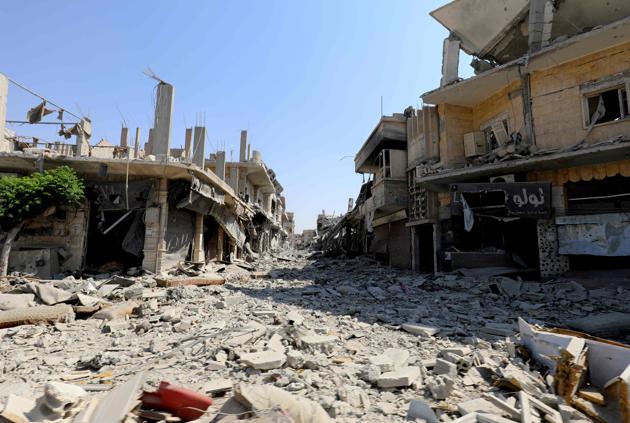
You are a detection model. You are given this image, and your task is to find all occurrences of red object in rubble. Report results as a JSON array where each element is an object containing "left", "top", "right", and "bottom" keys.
[{"left": 142, "top": 381, "right": 213, "bottom": 421}]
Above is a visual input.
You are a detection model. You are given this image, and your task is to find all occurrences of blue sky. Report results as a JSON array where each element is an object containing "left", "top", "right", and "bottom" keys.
[{"left": 3, "top": 0, "right": 471, "bottom": 231}]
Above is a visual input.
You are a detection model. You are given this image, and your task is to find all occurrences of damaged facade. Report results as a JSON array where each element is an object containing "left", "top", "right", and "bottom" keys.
[
  {"left": 0, "top": 73, "right": 292, "bottom": 277},
  {"left": 332, "top": 0, "right": 630, "bottom": 279},
  {"left": 417, "top": 0, "right": 630, "bottom": 278}
]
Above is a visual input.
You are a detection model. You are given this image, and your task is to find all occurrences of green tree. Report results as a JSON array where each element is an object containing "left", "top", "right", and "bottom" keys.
[{"left": 0, "top": 166, "right": 85, "bottom": 276}]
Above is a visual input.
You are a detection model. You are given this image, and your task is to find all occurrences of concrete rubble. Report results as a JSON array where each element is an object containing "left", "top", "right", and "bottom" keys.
[{"left": 0, "top": 252, "right": 627, "bottom": 422}]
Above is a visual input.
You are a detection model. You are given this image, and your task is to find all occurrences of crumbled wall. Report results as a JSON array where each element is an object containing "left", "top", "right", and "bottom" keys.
[{"left": 13, "top": 204, "right": 88, "bottom": 273}]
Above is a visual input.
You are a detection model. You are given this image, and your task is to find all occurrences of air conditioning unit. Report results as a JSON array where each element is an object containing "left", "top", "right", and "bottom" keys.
[
  {"left": 464, "top": 132, "right": 487, "bottom": 157},
  {"left": 490, "top": 174, "right": 515, "bottom": 183}
]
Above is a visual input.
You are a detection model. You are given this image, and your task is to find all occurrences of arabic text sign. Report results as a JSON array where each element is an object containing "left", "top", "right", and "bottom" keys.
[{"left": 452, "top": 182, "right": 552, "bottom": 218}]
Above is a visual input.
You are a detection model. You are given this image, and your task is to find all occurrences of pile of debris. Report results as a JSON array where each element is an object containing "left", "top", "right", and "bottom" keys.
[{"left": 0, "top": 254, "right": 627, "bottom": 422}]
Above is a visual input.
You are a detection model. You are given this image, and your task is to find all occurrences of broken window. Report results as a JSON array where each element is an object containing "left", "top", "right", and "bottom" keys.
[
  {"left": 377, "top": 150, "right": 392, "bottom": 179},
  {"left": 584, "top": 85, "right": 630, "bottom": 126},
  {"left": 481, "top": 118, "right": 509, "bottom": 150}
]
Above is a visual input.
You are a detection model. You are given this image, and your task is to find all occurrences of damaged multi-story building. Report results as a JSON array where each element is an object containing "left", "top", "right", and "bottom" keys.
[
  {"left": 0, "top": 72, "right": 292, "bottom": 277},
  {"left": 409, "top": 0, "right": 630, "bottom": 278},
  {"left": 206, "top": 130, "right": 291, "bottom": 254}
]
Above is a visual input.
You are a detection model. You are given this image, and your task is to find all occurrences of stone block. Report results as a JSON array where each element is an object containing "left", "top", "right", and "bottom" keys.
[
  {"left": 377, "top": 366, "right": 421, "bottom": 388},
  {"left": 434, "top": 358, "right": 457, "bottom": 377},
  {"left": 240, "top": 351, "right": 286, "bottom": 370},
  {"left": 402, "top": 323, "right": 440, "bottom": 337}
]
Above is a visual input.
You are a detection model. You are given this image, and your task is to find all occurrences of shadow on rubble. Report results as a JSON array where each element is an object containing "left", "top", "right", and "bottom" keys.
[{"left": 222, "top": 254, "right": 612, "bottom": 343}]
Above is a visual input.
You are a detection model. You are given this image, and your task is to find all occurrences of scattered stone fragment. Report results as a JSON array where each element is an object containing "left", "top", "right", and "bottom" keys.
[
  {"left": 299, "top": 335, "right": 336, "bottom": 353},
  {"left": 434, "top": 358, "right": 457, "bottom": 377},
  {"left": 377, "top": 366, "right": 421, "bottom": 388},
  {"left": 240, "top": 351, "right": 286, "bottom": 370},
  {"left": 406, "top": 398, "right": 438, "bottom": 423},
  {"left": 402, "top": 323, "right": 440, "bottom": 337},
  {"left": 426, "top": 375, "right": 454, "bottom": 400},
  {"left": 203, "top": 378, "right": 233, "bottom": 395}
]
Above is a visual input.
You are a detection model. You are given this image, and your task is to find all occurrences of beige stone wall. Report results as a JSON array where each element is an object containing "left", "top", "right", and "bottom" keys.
[
  {"left": 472, "top": 80, "right": 524, "bottom": 135},
  {"left": 531, "top": 41, "right": 630, "bottom": 150},
  {"left": 438, "top": 103, "right": 473, "bottom": 168}
]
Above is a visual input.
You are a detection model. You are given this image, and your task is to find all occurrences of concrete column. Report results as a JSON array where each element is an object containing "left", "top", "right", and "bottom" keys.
[
  {"left": 239, "top": 130, "right": 247, "bottom": 162},
  {"left": 229, "top": 167, "right": 239, "bottom": 193},
  {"left": 0, "top": 74, "right": 8, "bottom": 152},
  {"left": 217, "top": 227, "right": 224, "bottom": 261},
  {"left": 529, "top": 0, "right": 555, "bottom": 52},
  {"left": 192, "top": 213, "right": 205, "bottom": 263},
  {"left": 192, "top": 126, "right": 206, "bottom": 168},
  {"left": 440, "top": 35, "right": 460, "bottom": 87},
  {"left": 184, "top": 128, "right": 193, "bottom": 161},
  {"left": 145, "top": 128, "right": 154, "bottom": 155},
  {"left": 432, "top": 223, "right": 441, "bottom": 273},
  {"left": 75, "top": 118, "right": 92, "bottom": 157},
  {"left": 134, "top": 127, "right": 141, "bottom": 159},
  {"left": 119, "top": 127, "right": 128, "bottom": 148},
  {"left": 152, "top": 82, "right": 174, "bottom": 161},
  {"left": 411, "top": 228, "right": 418, "bottom": 272},
  {"left": 142, "top": 179, "right": 169, "bottom": 273},
  {"left": 216, "top": 151, "right": 226, "bottom": 181}
]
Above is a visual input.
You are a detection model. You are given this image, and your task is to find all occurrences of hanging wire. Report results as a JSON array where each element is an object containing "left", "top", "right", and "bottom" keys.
[{"left": 7, "top": 77, "right": 82, "bottom": 120}]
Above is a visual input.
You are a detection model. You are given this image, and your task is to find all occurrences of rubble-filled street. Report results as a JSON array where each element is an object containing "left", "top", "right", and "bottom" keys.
[{"left": 0, "top": 252, "right": 628, "bottom": 422}]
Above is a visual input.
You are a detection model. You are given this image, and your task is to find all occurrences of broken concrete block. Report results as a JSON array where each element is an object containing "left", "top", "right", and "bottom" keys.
[
  {"left": 0, "top": 293, "right": 36, "bottom": 311},
  {"left": 440, "top": 346, "right": 472, "bottom": 357},
  {"left": 233, "top": 383, "right": 332, "bottom": 423},
  {"left": 384, "top": 348, "right": 410, "bottom": 369},
  {"left": 173, "top": 321, "right": 192, "bottom": 333},
  {"left": 102, "top": 319, "right": 129, "bottom": 333},
  {"left": 402, "top": 323, "right": 440, "bottom": 337},
  {"left": 203, "top": 378, "right": 232, "bottom": 395},
  {"left": 434, "top": 358, "right": 457, "bottom": 377},
  {"left": 299, "top": 335, "right": 336, "bottom": 353},
  {"left": 480, "top": 322, "right": 515, "bottom": 337},
  {"left": 567, "top": 312, "right": 630, "bottom": 337},
  {"left": 369, "top": 354, "right": 394, "bottom": 372},
  {"left": 92, "top": 302, "right": 136, "bottom": 321},
  {"left": 427, "top": 375, "right": 454, "bottom": 400},
  {"left": 159, "top": 307, "right": 182, "bottom": 323},
  {"left": 361, "top": 365, "right": 382, "bottom": 383},
  {"left": 498, "top": 277, "right": 521, "bottom": 298},
  {"left": 376, "top": 366, "right": 421, "bottom": 388},
  {"left": 406, "top": 399, "right": 438, "bottom": 423},
  {"left": 252, "top": 308, "right": 277, "bottom": 317},
  {"left": 286, "top": 350, "right": 304, "bottom": 369},
  {"left": 240, "top": 351, "right": 286, "bottom": 370},
  {"left": 367, "top": 286, "right": 387, "bottom": 300},
  {"left": 43, "top": 382, "right": 87, "bottom": 415},
  {"left": 286, "top": 310, "right": 304, "bottom": 325},
  {"left": 457, "top": 397, "right": 505, "bottom": 416}
]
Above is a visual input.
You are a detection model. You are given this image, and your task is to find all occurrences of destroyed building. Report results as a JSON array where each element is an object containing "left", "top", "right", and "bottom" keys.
[
  {"left": 0, "top": 73, "right": 292, "bottom": 277},
  {"left": 413, "top": 0, "right": 630, "bottom": 278},
  {"left": 331, "top": 0, "right": 630, "bottom": 277},
  {"left": 205, "top": 130, "right": 291, "bottom": 255}
]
